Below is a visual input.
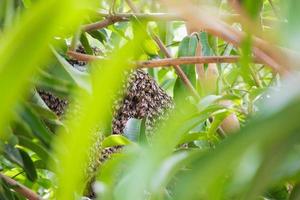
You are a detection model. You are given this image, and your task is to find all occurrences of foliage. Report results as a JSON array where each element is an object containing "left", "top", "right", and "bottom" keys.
[{"left": 0, "top": 0, "right": 299, "bottom": 200}]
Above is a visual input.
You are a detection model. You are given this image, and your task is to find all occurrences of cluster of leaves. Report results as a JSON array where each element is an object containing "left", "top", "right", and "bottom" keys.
[{"left": 0, "top": 0, "right": 300, "bottom": 200}]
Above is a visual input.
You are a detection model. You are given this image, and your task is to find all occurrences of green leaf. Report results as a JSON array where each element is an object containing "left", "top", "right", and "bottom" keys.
[
  {"left": 174, "top": 35, "right": 198, "bottom": 100},
  {"left": 97, "top": 152, "right": 133, "bottom": 199},
  {"left": 0, "top": 178, "right": 16, "bottom": 200},
  {"left": 197, "top": 95, "right": 222, "bottom": 110},
  {"left": 172, "top": 95, "right": 300, "bottom": 200},
  {"left": 52, "top": 33, "right": 145, "bottom": 199},
  {"left": 239, "top": 35, "right": 255, "bottom": 86},
  {"left": 124, "top": 118, "right": 142, "bottom": 142},
  {"left": 36, "top": 69, "right": 75, "bottom": 97},
  {"left": 0, "top": 0, "right": 93, "bottom": 140},
  {"left": 242, "top": 0, "right": 263, "bottom": 19},
  {"left": 52, "top": 48, "right": 91, "bottom": 92},
  {"left": 142, "top": 39, "right": 159, "bottom": 56},
  {"left": 18, "top": 104, "right": 53, "bottom": 147},
  {"left": 4, "top": 144, "right": 23, "bottom": 167},
  {"left": 88, "top": 30, "right": 107, "bottom": 43},
  {"left": 18, "top": 136, "right": 54, "bottom": 164},
  {"left": 18, "top": 148, "right": 37, "bottom": 182},
  {"left": 29, "top": 103, "right": 58, "bottom": 121},
  {"left": 80, "top": 32, "right": 93, "bottom": 55},
  {"left": 206, "top": 111, "right": 229, "bottom": 138},
  {"left": 11, "top": 118, "right": 34, "bottom": 139},
  {"left": 22, "top": 0, "right": 32, "bottom": 8},
  {"left": 178, "top": 133, "right": 204, "bottom": 146},
  {"left": 34, "top": 160, "right": 48, "bottom": 170},
  {"left": 102, "top": 135, "right": 133, "bottom": 148},
  {"left": 200, "top": 32, "right": 214, "bottom": 56},
  {"left": 150, "top": 151, "right": 199, "bottom": 193}
]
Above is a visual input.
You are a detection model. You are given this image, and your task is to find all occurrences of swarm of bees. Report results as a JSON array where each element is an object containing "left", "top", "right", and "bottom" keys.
[
  {"left": 37, "top": 47, "right": 174, "bottom": 198},
  {"left": 112, "top": 69, "right": 173, "bottom": 135}
]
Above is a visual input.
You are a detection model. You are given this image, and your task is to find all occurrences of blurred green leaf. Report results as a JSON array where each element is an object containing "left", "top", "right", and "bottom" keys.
[
  {"left": 52, "top": 32, "right": 145, "bottom": 199},
  {"left": 102, "top": 135, "right": 133, "bottom": 148},
  {"left": 172, "top": 92, "right": 300, "bottom": 200},
  {"left": 0, "top": 0, "right": 93, "bottom": 140},
  {"left": 52, "top": 49, "right": 91, "bottom": 92},
  {"left": 4, "top": 144, "right": 23, "bottom": 167},
  {"left": 18, "top": 104, "right": 53, "bottom": 147},
  {"left": 178, "top": 133, "right": 204, "bottom": 146},
  {"left": 0, "top": 1, "right": 298, "bottom": 199},
  {"left": 242, "top": 0, "right": 263, "bottom": 19},
  {"left": 142, "top": 38, "right": 159, "bottom": 56},
  {"left": 22, "top": 0, "right": 32, "bottom": 8},
  {"left": 36, "top": 69, "right": 75, "bottom": 97}
]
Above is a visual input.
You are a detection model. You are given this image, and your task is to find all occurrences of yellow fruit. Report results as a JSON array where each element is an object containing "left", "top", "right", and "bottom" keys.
[
  {"left": 203, "top": 63, "right": 219, "bottom": 95},
  {"left": 219, "top": 100, "right": 240, "bottom": 134}
]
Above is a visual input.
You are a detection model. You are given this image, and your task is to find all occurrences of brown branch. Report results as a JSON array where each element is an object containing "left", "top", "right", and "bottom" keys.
[
  {"left": 95, "top": 12, "right": 283, "bottom": 26},
  {"left": 0, "top": 173, "right": 42, "bottom": 200},
  {"left": 82, "top": 12, "right": 284, "bottom": 33},
  {"left": 67, "top": 50, "right": 264, "bottom": 67},
  {"left": 160, "top": 1, "right": 290, "bottom": 75},
  {"left": 224, "top": 4, "right": 288, "bottom": 73},
  {"left": 97, "top": 12, "right": 183, "bottom": 21},
  {"left": 82, "top": 15, "right": 129, "bottom": 32},
  {"left": 83, "top": 12, "right": 287, "bottom": 71},
  {"left": 67, "top": 50, "right": 101, "bottom": 62},
  {"left": 137, "top": 56, "right": 258, "bottom": 68}
]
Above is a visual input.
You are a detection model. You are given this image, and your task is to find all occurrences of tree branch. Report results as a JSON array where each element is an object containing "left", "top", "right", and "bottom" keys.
[
  {"left": 160, "top": 0, "right": 290, "bottom": 75},
  {"left": 82, "top": 11, "right": 289, "bottom": 73},
  {"left": 94, "top": 12, "right": 282, "bottom": 26},
  {"left": 82, "top": 15, "right": 129, "bottom": 32},
  {"left": 67, "top": 50, "right": 101, "bottom": 62},
  {"left": 136, "top": 56, "right": 259, "bottom": 68},
  {"left": 66, "top": 51, "right": 263, "bottom": 68},
  {"left": 0, "top": 173, "right": 42, "bottom": 200},
  {"left": 98, "top": 12, "right": 183, "bottom": 21}
]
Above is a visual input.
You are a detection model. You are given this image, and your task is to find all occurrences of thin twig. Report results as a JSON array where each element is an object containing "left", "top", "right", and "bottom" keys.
[
  {"left": 137, "top": 56, "right": 256, "bottom": 68},
  {"left": 82, "top": 15, "right": 129, "bottom": 32},
  {"left": 0, "top": 173, "right": 42, "bottom": 200},
  {"left": 152, "top": 35, "right": 200, "bottom": 100}
]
